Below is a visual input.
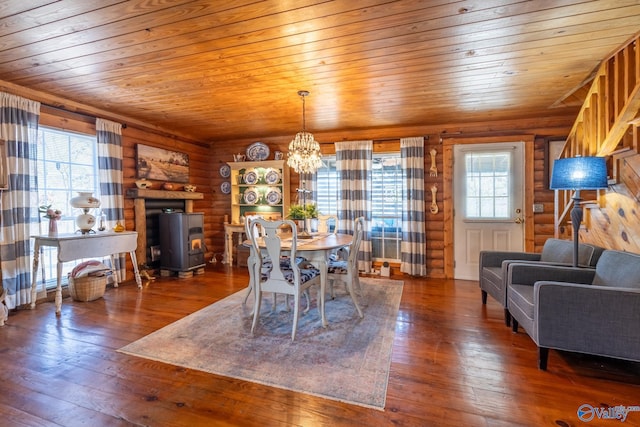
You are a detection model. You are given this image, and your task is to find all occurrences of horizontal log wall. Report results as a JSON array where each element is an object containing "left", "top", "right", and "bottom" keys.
[
  {"left": 210, "top": 117, "right": 575, "bottom": 278},
  {"left": 120, "top": 125, "right": 214, "bottom": 264},
  {"left": 39, "top": 108, "right": 215, "bottom": 275},
  {"left": 19, "top": 82, "right": 579, "bottom": 279}
]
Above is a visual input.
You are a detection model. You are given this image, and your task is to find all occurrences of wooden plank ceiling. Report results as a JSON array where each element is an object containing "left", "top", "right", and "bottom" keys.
[{"left": 0, "top": 0, "right": 638, "bottom": 144}]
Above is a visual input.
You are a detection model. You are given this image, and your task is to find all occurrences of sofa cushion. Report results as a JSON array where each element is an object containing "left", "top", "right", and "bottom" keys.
[
  {"left": 508, "top": 283, "right": 538, "bottom": 337},
  {"left": 592, "top": 250, "right": 640, "bottom": 288},
  {"left": 508, "top": 284, "right": 535, "bottom": 320},
  {"left": 481, "top": 266, "right": 502, "bottom": 294},
  {"left": 483, "top": 266, "right": 501, "bottom": 282},
  {"left": 539, "top": 239, "right": 574, "bottom": 263},
  {"left": 538, "top": 239, "right": 601, "bottom": 266}
]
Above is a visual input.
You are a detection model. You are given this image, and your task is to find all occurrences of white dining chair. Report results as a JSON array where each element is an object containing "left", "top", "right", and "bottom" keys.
[
  {"left": 244, "top": 216, "right": 311, "bottom": 314},
  {"left": 327, "top": 217, "right": 365, "bottom": 318},
  {"left": 317, "top": 214, "right": 338, "bottom": 234},
  {"left": 247, "top": 218, "right": 321, "bottom": 340},
  {"left": 242, "top": 215, "right": 263, "bottom": 305}
]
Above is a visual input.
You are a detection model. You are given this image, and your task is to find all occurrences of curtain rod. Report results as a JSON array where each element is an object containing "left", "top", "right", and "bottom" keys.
[
  {"left": 330, "top": 136, "right": 430, "bottom": 144},
  {"left": 373, "top": 136, "right": 430, "bottom": 143},
  {"left": 41, "top": 103, "right": 127, "bottom": 128}
]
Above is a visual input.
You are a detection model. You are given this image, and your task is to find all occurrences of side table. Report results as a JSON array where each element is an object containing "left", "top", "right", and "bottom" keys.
[
  {"left": 30, "top": 231, "right": 142, "bottom": 314},
  {"left": 223, "top": 223, "right": 245, "bottom": 265}
]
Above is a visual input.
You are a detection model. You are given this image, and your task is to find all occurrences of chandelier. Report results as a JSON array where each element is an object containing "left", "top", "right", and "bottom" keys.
[{"left": 287, "top": 90, "right": 322, "bottom": 174}]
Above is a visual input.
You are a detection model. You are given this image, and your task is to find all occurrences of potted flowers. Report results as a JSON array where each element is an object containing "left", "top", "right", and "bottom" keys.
[
  {"left": 304, "top": 203, "right": 319, "bottom": 220},
  {"left": 287, "top": 203, "right": 307, "bottom": 221},
  {"left": 287, "top": 203, "right": 319, "bottom": 234},
  {"left": 40, "top": 205, "right": 62, "bottom": 235}
]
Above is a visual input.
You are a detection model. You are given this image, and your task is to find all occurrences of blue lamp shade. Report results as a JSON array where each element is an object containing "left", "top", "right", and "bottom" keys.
[{"left": 550, "top": 156, "right": 608, "bottom": 190}]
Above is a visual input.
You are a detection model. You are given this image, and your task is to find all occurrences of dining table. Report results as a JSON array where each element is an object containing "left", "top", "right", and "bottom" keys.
[{"left": 247, "top": 232, "right": 357, "bottom": 327}]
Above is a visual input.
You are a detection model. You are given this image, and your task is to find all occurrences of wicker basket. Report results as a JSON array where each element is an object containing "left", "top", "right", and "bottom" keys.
[{"left": 68, "top": 275, "right": 107, "bottom": 302}]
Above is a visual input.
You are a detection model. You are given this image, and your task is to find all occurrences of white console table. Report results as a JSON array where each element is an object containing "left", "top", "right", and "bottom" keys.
[{"left": 30, "top": 231, "right": 142, "bottom": 314}]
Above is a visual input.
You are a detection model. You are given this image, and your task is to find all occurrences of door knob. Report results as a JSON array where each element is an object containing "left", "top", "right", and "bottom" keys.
[{"left": 514, "top": 217, "right": 524, "bottom": 224}]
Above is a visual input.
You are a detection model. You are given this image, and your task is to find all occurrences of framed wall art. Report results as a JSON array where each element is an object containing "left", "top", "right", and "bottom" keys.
[{"left": 136, "top": 144, "right": 190, "bottom": 183}]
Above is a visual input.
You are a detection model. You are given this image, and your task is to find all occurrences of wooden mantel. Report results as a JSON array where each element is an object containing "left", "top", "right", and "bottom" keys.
[
  {"left": 126, "top": 188, "right": 204, "bottom": 201},
  {"left": 126, "top": 188, "right": 204, "bottom": 266}
]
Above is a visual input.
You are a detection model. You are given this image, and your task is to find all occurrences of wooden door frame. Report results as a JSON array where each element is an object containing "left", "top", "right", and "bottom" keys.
[{"left": 442, "top": 135, "right": 535, "bottom": 279}]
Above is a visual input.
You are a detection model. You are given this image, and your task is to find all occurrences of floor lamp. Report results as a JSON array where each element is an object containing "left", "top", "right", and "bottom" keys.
[{"left": 550, "top": 156, "right": 608, "bottom": 267}]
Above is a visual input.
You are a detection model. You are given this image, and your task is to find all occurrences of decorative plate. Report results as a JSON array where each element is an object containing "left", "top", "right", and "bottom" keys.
[
  {"left": 220, "top": 181, "right": 231, "bottom": 194},
  {"left": 219, "top": 164, "right": 231, "bottom": 178},
  {"left": 243, "top": 169, "right": 259, "bottom": 185},
  {"left": 246, "top": 141, "right": 270, "bottom": 161},
  {"left": 243, "top": 188, "right": 259, "bottom": 204},
  {"left": 264, "top": 168, "right": 281, "bottom": 185},
  {"left": 266, "top": 188, "right": 282, "bottom": 205}
]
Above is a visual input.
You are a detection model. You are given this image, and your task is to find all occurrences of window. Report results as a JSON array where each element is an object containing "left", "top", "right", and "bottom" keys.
[
  {"left": 463, "top": 151, "right": 511, "bottom": 219},
  {"left": 315, "top": 153, "right": 403, "bottom": 262},
  {"left": 371, "top": 155, "right": 402, "bottom": 261},
  {"left": 315, "top": 158, "right": 339, "bottom": 214},
  {"left": 32, "top": 126, "right": 99, "bottom": 288}
]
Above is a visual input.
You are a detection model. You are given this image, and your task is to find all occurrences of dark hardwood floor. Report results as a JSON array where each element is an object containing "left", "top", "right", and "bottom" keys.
[{"left": 1, "top": 264, "right": 639, "bottom": 426}]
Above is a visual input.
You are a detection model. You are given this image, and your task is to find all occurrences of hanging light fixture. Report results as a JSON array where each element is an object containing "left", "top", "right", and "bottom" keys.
[{"left": 287, "top": 90, "right": 322, "bottom": 174}]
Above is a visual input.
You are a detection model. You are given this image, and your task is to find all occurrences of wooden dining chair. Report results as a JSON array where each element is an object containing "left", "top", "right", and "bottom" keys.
[
  {"left": 247, "top": 218, "right": 321, "bottom": 340},
  {"left": 327, "top": 216, "right": 365, "bottom": 318}
]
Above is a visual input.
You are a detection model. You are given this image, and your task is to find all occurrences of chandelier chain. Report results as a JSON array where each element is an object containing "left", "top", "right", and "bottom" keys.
[
  {"left": 288, "top": 90, "right": 322, "bottom": 174},
  {"left": 302, "top": 94, "right": 306, "bottom": 132}
]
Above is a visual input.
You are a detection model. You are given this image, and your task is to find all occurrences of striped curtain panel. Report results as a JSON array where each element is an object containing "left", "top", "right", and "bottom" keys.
[
  {"left": 335, "top": 140, "right": 372, "bottom": 273},
  {"left": 0, "top": 92, "right": 41, "bottom": 309},
  {"left": 96, "top": 118, "right": 126, "bottom": 281},
  {"left": 400, "top": 137, "right": 427, "bottom": 276}
]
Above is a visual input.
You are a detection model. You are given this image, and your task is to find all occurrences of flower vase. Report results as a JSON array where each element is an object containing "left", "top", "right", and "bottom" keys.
[{"left": 48, "top": 219, "right": 58, "bottom": 236}]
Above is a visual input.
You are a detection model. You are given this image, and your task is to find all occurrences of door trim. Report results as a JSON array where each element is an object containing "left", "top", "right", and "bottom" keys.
[{"left": 442, "top": 134, "right": 535, "bottom": 279}]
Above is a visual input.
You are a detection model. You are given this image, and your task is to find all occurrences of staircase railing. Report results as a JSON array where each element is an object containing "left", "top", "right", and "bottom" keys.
[{"left": 554, "top": 33, "right": 640, "bottom": 236}]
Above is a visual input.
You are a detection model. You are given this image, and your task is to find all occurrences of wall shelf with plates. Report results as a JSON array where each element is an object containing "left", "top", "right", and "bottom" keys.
[{"left": 228, "top": 160, "right": 290, "bottom": 224}]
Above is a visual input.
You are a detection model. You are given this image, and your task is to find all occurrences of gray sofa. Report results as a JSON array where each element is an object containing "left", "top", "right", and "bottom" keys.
[
  {"left": 506, "top": 249, "right": 640, "bottom": 370},
  {"left": 479, "top": 238, "right": 604, "bottom": 326}
]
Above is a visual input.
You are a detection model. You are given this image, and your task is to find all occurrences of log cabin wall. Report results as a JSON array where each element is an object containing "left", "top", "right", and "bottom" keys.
[
  {"left": 209, "top": 116, "right": 575, "bottom": 278},
  {"left": 15, "top": 37, "right": 640, "bottom": 282},
  {"left": 38, "top": 106, "right": 214, "bottom": 276},
  {"left": 120, "top": 126, "right": 212, "bottom": 266}
]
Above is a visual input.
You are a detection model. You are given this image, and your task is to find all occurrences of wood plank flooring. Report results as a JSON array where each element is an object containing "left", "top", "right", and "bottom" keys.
[{"left": 1, "top": 264, "right": 639, "bottom": 426}]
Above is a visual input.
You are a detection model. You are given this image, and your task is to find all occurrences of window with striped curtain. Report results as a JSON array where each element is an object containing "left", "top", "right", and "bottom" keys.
[
  {"left": 32, "top": 126, "right": 99, "bottom": 288},
  {"left": 315, "top": 153, "right": 403, "bottom": 262}
]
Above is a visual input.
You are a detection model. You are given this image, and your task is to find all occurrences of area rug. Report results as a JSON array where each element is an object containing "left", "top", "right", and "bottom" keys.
[{"left": 118, "top": 278, "right": 403, "bottom": 410}]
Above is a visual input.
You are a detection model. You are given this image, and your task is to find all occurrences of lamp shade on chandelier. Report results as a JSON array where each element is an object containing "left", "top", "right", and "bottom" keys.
[{"left": 288, "top": 90, "right": 322, "bottom": 174}]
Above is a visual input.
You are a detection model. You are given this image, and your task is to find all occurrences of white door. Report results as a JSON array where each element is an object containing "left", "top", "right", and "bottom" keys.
[{"left": 453, "top": 142, "right": 525, "bottom": 280}]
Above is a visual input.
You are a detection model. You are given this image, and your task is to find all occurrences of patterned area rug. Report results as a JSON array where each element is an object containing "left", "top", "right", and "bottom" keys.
[{"left": 118, "top": 278, "right": 403, "bottom": 410}]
